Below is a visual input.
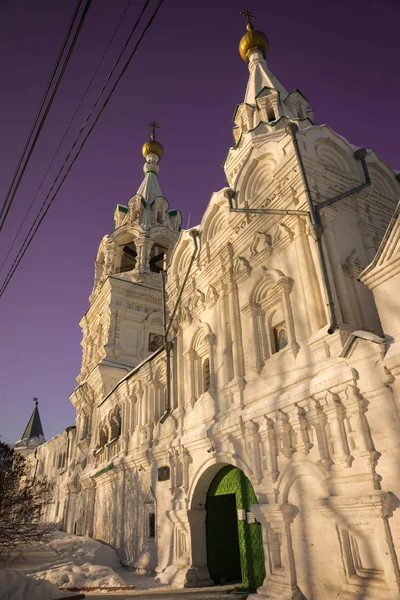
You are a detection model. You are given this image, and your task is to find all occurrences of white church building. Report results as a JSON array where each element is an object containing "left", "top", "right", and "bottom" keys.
[{"left": 15, "top": 14, "right": 400, "bottom": 600}]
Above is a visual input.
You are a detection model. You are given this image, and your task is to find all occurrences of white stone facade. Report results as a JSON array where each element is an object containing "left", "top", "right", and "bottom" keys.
[{"left": 20, "top": 27, "right": 400, "bottom": 600}]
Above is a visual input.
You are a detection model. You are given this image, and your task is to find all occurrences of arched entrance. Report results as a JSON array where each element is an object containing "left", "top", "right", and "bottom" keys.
[{"left": 205, "top": 465, "right": 265, "bottom": 590}]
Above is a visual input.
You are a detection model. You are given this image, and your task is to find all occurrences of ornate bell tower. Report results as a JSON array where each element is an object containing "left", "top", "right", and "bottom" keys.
[{"left": 72, "top": 125, "right": 182, "bottom": 406}]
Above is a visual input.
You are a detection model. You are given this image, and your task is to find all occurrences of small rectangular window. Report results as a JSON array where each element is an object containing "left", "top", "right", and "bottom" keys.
[
  {"left": 148, "top": 512, "right": 155, "bottom": 538},
  {"left": 267, "top": 106, "right": 275, "bottom": 122}
]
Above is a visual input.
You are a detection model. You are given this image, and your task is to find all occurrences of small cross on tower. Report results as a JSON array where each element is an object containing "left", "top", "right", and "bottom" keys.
[
  {"left": 240, "top": 8, "right": 255, "bottom": 27},
  {"left": 33, "top": 397, "right": 38, "bottom": 406},
  {"left": 148, "top": 120, "right": 160, "bottom": 141}
]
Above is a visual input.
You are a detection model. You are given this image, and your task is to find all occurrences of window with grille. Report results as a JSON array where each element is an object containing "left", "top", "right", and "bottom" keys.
[{"left": 203, "top": 357, "right": 210, "bottom": 393}]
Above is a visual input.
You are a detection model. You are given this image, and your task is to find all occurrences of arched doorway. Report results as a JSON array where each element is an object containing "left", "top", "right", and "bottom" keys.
[{"left": 206, "top": 465, "right": 265, "bottom": 590}]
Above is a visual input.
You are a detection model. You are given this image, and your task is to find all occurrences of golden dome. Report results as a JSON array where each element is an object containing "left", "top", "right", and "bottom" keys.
[
  {"left": 142, "top": 138, "right": 163, "bottom": 160},
  {"left": 239, "top": 22, "right": 269, "bottom": 62}
]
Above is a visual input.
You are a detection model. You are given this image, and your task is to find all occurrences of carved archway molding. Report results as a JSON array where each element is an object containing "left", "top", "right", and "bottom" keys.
[
  {"left": 188, "top": 453, "right": 256, "bottom": 510},
  {"left": 275, "top": 457, "right": 329, "bottom": 504}
]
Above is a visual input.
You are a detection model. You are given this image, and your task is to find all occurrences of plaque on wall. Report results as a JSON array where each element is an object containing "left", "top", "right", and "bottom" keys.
[{"left": 158, "top": 465, "right": 170, "bottom": 481}]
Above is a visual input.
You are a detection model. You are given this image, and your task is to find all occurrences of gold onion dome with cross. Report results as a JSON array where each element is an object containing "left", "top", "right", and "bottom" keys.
[
  {"left": 142, "top": 120, "right": 163, "bottom": 160},
  {"left": 239, "top": 8, "right": 269, "bottom": 62}
]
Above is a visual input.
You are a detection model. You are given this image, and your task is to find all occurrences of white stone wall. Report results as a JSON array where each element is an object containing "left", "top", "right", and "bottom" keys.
[{"left": 30, "top": 118, "right": 400, "bottom": 599}]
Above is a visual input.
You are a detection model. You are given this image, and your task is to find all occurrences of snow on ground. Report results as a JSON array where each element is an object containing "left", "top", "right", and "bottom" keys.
[
  {"left": 0, "top": 568, "right": 75, "bottom": 600},
  {"left": 28, "top": 532, "right": 127, "bottom": 590},
  {"left": 1, "top": 532, "right": 168, "bottom": 594},
  {"left": 34, "top": 560, "right": 127, "bottom": 590},
  {"left": 49, "top": 533, "right": 120, "bottom": 568}
]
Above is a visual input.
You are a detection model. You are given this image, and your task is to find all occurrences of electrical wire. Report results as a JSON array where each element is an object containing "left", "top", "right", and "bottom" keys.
[
  {"left": 0, "top": 0, "right": 165, "bottom": 298},
  {"left": 0, "top": 0, "right": 93, "bottom": 233},
  {"left": 0, "top": 0, "right": 133, "bottom": 276}
]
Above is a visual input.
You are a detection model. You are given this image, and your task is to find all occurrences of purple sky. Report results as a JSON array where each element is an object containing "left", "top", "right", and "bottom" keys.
[{"left": 0, "top": 0, "right": 399, "bottom": 445}]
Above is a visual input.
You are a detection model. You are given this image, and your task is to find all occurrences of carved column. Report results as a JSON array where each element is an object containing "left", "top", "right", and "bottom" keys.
[
  {"left": 339, "top": 385, "right": 379, "bottom": 475},
  {"left": 113, "top": 244, "right": 124, "bottom": 272},
  {"left": 227, "top": 275, "right": 245, "bottom": 378},
  {"left": 183, "top": 349, "right": 197, "bottom": 408},
  {"left": 204, "top": 333, "right": 216, "bottom": 392},
  {"left": 182, "top": 447, "right": 192, "bottom": 494},
  {"left": 293, "top": 217, "right": 325, "bottom": 333},
  {"left": 218, "top": 284, "right": 234, "bottom": 383},
  {"left": 320, "top": 207, "right": 355, "bottom": 326},
  {"left": 306, "top": 398, "right": 333, "bottom": 472},
  {"left": 259, "top": 416, "right": 279, "bottom": 484},
  {"left": 320, "top": 391, "right": 353, "bottom": 468},
  {"left": 134, "top": 235, "right": 152, "bottom": 275},
  {"left": 281, "top": 283, "right": 299, "bottom": 357},
  {"left": 242, "top": 302, "right": 263, "bottom": 375},
  {"left": 289, "top": 403, "right": 313, "bottom": 456},
  {"left": 136, "top": 382, "right": 144, "bottom": 428},
  {"left": 274, "top": 409, "right": 295, "bottom": 459},
  {"left": 165, "top": 508, "right": 213, "bottom": 586},
  {"left": 249, "top": 503, "right": 306, "bottom": 600},
  {"left": 245, "top": 420, "right": 262, "bottom": 483}
]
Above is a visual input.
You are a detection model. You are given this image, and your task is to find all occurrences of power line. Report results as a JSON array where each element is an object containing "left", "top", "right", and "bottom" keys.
[
  {"left": 0, "top": 0, "right": 151, "bottom": 283},
  {"left": 0, "top": 0, "right": 133, "bottom": 276},
  {"left": 0, "top": 0, "right": 93, "bottom": 234},
  {"left": 0, "top": 0, "right": 165, "bottom": 299}
]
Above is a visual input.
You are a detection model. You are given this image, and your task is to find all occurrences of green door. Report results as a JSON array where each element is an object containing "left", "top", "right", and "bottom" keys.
[
  {"left": 205, "top": 465, "right": 266, "bottom": 590},
  {"left": 206, "top": 494, "right": 242, "bottom": 583}
]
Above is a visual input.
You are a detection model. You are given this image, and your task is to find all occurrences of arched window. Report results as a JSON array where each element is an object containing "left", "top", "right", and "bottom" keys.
[
  {"left": 117, "top": 242, "right": 137, "bottom": 273},
  {"left": 185, "top": 323, "right": 215, "bottom": 407},
  {"left": 109, "top": 407, "right": 122, "bottom": 440},
  {"left": 243, "top": 269, "right": 298, "bottom": 373},
  {"left": 99, "top": 425, "right": 108, "bottom": 447},
  {"left": 203, "top": 357, "right": 211, "bottom": 393}
]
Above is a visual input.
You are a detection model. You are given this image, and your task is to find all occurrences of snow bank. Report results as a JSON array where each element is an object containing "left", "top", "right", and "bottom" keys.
[
  {"left": 49, "top": 532, "right": 120, "bottom": 568},
  {"left": 0, "top": 569, "right": 68, "bottom": 600},
  {"left": 34, "top": 561, "right": 126, "bottom": 589}
]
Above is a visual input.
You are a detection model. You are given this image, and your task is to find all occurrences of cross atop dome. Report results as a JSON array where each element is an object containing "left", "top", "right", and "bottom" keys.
[
  {"left": 238, "top": 8, "right": 269, "bottom": 61},
  {"left": 148, "top": 120, "right": 160, "bottom": 141},
  {"left": 240, "top": 8, "right": 255, "bottom": 30},
  {"left": 142, "top": 120, "right": 163, "bottom": 161}
]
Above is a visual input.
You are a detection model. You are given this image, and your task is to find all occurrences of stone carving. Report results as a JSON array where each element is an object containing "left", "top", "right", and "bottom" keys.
[
  {"left": 205, "top": 285, "right": 219, "bottom": 308},
  {"left": 280, "top": 222, "right": 294, "bottom": 243}
]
